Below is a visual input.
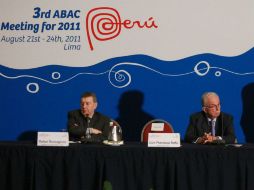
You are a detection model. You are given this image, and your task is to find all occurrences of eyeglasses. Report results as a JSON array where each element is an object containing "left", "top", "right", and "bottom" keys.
[{"left": 205, "top": 104, "right": 221, "bottom": 110}]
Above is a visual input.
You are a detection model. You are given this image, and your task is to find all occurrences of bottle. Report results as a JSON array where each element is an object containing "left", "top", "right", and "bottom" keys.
[
  {"left": 108, "top": 121, "right": 114, "bottom": 141},
  {"left": 108, "top": 120, "right": 123, "bottom": 143}
]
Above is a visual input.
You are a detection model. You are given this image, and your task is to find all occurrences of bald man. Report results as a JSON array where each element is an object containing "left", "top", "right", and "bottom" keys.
[{"left": 184, "top": 92, "right": 236, "bottom": 144}]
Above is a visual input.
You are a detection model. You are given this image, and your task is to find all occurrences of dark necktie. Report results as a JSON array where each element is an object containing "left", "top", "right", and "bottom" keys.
[{"left": 86, "top": 118, "right": 91, "bottom": 139}]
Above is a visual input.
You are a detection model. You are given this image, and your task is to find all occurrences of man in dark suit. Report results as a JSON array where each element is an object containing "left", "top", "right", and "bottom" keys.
[
  {"left": 184, "top": 92, "right": 236, "bottom": 144},
  {"left": 67, "top": 92, "right": 110, "bottom": 142}
]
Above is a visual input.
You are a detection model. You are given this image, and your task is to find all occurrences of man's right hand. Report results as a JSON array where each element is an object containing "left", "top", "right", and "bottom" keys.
[{"left": 90, "top": 128, "right": 102, "bottom": 134}]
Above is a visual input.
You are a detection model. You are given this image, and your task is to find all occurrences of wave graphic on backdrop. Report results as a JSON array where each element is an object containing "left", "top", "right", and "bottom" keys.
[{"left": 1, "top": 48, "right": 254, "bottom": 93}]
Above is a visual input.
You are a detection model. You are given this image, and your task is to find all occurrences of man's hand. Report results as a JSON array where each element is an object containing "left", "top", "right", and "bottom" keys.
[
  {"left": 203, "top": 133, "right": 217, "bottom": 144},
  {"left": 195, "top": 136, "right": 206, "bottom": 144},
  {"left": 90, "top": 128, "right": 102, "bottom": 134}
]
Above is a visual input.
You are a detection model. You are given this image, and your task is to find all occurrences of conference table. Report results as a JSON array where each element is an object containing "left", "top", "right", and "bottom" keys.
[{"left": 0, "top": 141, "right": 254, "bottom": 190}]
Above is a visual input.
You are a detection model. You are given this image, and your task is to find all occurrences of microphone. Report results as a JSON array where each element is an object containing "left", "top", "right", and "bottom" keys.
[
  {"left": 86, "top": 117, "right": 91, "bottom": 128},
  {"left": 211, "top": 112, "right": 225, "bottom": 144},
  {"left": 208, "top": 112, "right": 225, "bottom": 145},
  {"left": 84, "top": 114, "right": 91, "bottom": 128},
  {"left": 221, "top": 112, "right": 224, "bottom": 138},
  {"left": 83, "top": 115, "right": 92, "bottom": 141}
]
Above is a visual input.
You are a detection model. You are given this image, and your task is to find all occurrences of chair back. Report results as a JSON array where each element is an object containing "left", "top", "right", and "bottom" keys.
[{"left": 141, "top": 119, "right": 174, "bottom": 142}]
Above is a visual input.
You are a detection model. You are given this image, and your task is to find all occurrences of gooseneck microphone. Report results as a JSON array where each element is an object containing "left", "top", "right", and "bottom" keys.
[
  {"left": 221, "top": 112, "right": 224, "bottom": 138},
  {"left": 84, "top": 115, "right": 91, "bottom": 140},
  {"left": 212, "top": 112, "right": 225, "bottom": 144},
  {"left": 87, "top": 117, "right": 91, "bottom": 128}
]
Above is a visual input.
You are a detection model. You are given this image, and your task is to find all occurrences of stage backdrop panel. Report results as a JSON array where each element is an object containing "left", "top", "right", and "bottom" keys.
[{"left": 0, "top": 0, "right": 254, "bottom": 142}]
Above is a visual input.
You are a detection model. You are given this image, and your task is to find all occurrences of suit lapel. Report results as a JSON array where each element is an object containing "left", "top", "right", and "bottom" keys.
[
  {"left": 200, "top": 112, "right": 210, "bottom": 134},
  {"left": 78, "top": 111, "right": 87, "bottom": 129}
]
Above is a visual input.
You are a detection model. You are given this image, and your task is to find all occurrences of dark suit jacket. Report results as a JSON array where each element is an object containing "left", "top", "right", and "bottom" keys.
[
  {"left": 67, "top": 110, "right": 110, "bottom": 142},
  {"left": 184, "top": 111, "right": 236, "bottom": 144}
]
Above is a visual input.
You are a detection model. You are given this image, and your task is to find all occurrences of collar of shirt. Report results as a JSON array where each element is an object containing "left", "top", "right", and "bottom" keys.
[{"left": 207, "top": 118, "right": 217, "bottom": 123}]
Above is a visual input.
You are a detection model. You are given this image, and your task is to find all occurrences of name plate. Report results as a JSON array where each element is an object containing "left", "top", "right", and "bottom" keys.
[
  {"left": 37, "top": 132, "right": 69, "bottom": 146},
  {"left": 148, "top": 133, "right": 181, "bottom": 147}
]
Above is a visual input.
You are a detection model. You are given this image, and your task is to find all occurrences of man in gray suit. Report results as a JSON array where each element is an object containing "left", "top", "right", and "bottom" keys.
[{"left": 185, "top": 92, "right": 236, "bottom": 144}]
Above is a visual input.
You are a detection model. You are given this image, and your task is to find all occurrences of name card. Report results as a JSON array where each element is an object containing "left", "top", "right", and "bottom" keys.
[
  {"left": 37, "top": 132, "right": 69, "bottom": 146},
  {"left": 151, "top": 123, "right": 164, "bottom": 131},
  {"left": 148, "top": 133, "right": 181, "bottom": 147}
]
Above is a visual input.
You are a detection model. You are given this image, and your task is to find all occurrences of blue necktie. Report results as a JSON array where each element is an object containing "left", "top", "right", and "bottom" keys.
[{"left": 211, "top": 120, "right": 216, "bottom": 136}]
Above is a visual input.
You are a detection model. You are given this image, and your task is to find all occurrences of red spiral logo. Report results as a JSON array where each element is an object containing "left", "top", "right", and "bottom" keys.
[{"left": 86, "top": 7, "right": 122, "bottom": 50}]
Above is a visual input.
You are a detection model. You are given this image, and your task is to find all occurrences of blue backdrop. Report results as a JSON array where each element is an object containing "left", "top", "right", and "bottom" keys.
[{"left": 1, "top": 48, "right": 254, "bottom": 143}]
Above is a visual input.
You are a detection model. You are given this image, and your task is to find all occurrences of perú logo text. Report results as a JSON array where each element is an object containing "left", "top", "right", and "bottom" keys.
[{"left": 86, "top": 7, "right": 158, "bottom": 50}]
